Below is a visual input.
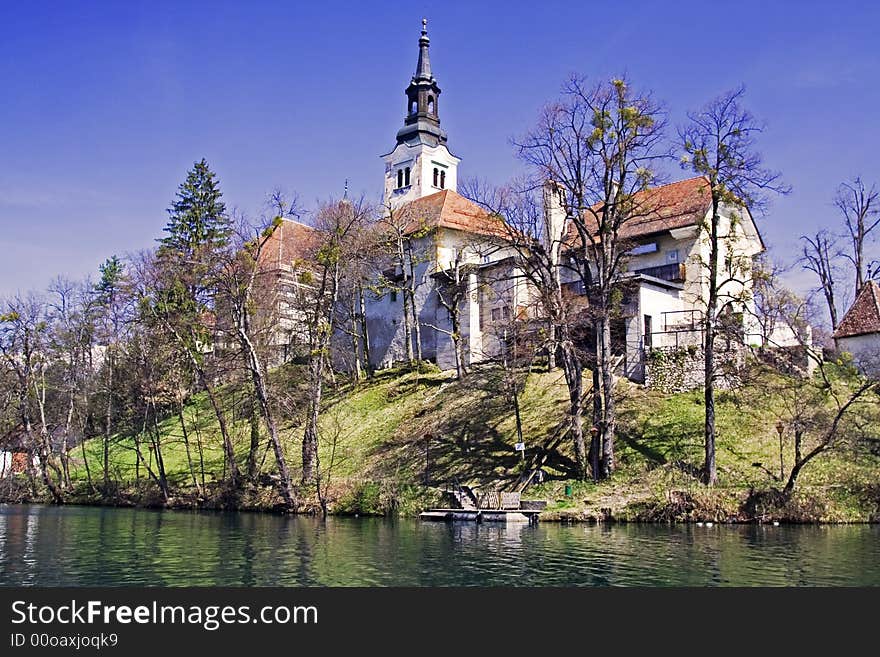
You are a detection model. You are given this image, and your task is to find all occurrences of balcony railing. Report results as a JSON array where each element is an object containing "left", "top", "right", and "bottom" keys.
[{"left": 633, "top": 262, "right": 686, "bottom": 283}]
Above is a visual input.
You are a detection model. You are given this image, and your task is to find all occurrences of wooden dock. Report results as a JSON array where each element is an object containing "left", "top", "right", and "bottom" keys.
[{"left": 419, "top": 508, "right": 540, "bottom": 524}]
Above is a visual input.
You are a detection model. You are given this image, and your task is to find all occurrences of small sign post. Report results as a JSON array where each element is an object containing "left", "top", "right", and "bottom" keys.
[{"left": 514, "top": 442, "right": 525, "bottom": 462}]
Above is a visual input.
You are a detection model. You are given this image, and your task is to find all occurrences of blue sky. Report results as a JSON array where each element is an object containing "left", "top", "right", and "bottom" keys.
[{"left": 1, "top": 0, "right": 878, "bottom": 307}]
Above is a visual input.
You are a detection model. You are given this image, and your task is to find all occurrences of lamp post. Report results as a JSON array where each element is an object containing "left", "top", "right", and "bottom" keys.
[{"left": 775, "top": 420, "right": 785, "bottom": 481}]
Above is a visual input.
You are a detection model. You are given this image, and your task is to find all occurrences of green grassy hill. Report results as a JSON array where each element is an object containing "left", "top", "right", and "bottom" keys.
[{"left": 64, "top": 363, "right": 880, "bottom": 522}]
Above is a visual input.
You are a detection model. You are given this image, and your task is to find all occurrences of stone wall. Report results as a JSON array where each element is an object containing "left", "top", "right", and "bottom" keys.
[{"left": 644, "top": 344, "right": 743, "bottom": 393}]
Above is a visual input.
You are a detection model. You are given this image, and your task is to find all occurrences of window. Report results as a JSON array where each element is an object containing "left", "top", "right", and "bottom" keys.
[
  {"left": 644, "top": 314, "right": 653, "bottom": 348},
  {"left": 491, "top": 307, "right": 512, "bottom": 323},
  {"left": 440, "top": 170, "right": 446, "bottom": 189},
  {"left": 428, "top": 96, "right": 435, "bottom": 114},
  {"left": 397, "top": 169, "right": 403, "bottom": 189},
  {"left": 410, "top": 100, "right": 417, "bottom": 115},
  {"left": 667, "top": 249, "right": 679, "bottom": 263},
  {"left": 433, "top": 168, "right": 439, "bottom": 187},
  {"left": 390, "top": 289, "right": 398, "bottom": 303},
  {"left": 404, "top": 167, "right": 411, "bottom": 186}
]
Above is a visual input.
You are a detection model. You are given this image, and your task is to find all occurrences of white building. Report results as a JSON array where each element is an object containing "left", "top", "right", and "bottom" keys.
[
  {"left": 364, "top": 20, "right": 774, "bottom": 383},
  {"left": 257, "top": 21, "right": 778, "bottom": 384},
  {"left": 833, "top": 280, "right": 880, "bottom": 377}
]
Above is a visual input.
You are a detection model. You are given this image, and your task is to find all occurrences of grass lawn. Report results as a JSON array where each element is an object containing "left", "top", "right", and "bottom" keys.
[{"left": 64, "top": 362, "right": 880, "bottom": 521}]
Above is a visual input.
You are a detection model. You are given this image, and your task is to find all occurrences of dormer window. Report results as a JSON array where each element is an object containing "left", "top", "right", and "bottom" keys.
[
  {"left": 440, "top": 170, "right": 446, "bottom": 189},
  {"left": 433, "top": 168, "right": 439, "bottom": 187},
  {"left": 397, "top": 169, "right": 404, "bottom": 189},
  {"left": 404, "top": 167, "right": 411, "bottom": 186}
]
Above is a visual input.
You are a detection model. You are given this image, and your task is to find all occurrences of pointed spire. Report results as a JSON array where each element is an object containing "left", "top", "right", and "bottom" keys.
[
  {"left": 414, "top": 18, "right": 432, "bottom": 81},
  {"left": 395, "top": 17, "right": 446, "bottom": 147}
]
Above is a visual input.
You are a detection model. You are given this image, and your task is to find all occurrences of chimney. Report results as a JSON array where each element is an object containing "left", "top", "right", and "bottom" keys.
[{"left": 542, "top": 180, "right": 567, "bottom": 267}]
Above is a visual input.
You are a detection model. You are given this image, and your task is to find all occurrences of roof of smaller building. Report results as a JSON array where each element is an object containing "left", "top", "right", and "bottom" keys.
[
  {"left": 259, "top": 218, "right": 321, "bottom": 270},
  {"left": 399, "top": 189, "right": 506, "bottom": 238},
  {"left": 833, "top": 280, "right": 880, "bottom": 339},
  {"left": 567, "top": 177, "right": 713, "bottom": 242}
]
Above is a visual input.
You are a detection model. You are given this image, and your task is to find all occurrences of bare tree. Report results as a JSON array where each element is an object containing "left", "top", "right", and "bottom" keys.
[
  {"left": 680, "top": 86, "right": 788, "bottom": 485},
  {"left": 132, "top": 250, "right": 242, "bottom": 490},
  {"left": 377, "top": 201, "right": 432, "bottom": 364},
  {"left": 301, "top": 196, "right": 373, "bottom": 486},
  {"left": 800, "top": 230, "right": 840, "bottom": 329},
  {"left": 426, "top": 246, "right": 472, "bottom": 380},
  {"left": 463, "top": 178, "right": 594, "bottom": 479},
  {"left": 215, "top": 214, "right": 298, "bottom": 508},
  {"left": 514, "top": 75, "right": 668, "bottom": 478},
  {"left": 335, "top": 219, "right": 382, "bottom": 379},
  {"left": 836, "top": 177, "right": 880, "bottom": 294},
  {"left": 0, "top": 295, "right": 65, "bottom": 503}
]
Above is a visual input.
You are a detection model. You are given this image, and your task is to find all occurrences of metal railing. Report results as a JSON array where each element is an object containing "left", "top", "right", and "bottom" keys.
[{"left": 633, "top": 262, "right": 686, "bottom": 283}]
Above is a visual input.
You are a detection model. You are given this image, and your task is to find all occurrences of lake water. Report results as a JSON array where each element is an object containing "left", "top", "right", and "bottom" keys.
[{"left": 1, "top": 504, "right": 878, "bottom": 586}]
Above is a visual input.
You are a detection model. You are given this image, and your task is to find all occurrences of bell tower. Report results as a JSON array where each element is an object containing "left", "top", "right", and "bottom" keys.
[{"left": 382, "top": 19, "right": 460, "bottom": 211}]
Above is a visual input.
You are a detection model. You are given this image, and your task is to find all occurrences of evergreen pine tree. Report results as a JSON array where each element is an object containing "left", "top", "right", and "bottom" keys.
[{"left": 159, "top": 158, "right": 230, "bottom": 259}]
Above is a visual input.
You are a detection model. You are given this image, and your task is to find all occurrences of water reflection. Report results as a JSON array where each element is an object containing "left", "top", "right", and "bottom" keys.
[{"left": 0, "top": 505, "right": 878, "bottom": 586}]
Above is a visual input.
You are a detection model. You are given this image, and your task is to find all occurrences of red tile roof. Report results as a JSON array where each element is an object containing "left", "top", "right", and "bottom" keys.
[
  {"left": 258, "top": 219, "right": 321, "bottom": 271},
  {"left": 833, "top": 280, "right": 880, "bottom": 339},
  {"left": 398, "top": 189, "right": 506, "bottom": 238},
  {"left": 567, "top": 176, "right": 713, "bottom": 242}
]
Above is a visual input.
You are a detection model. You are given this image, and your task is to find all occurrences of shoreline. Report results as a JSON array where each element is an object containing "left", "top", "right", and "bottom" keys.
[{"left": 3, "top": 497, "right": 878, "bottom": 525}]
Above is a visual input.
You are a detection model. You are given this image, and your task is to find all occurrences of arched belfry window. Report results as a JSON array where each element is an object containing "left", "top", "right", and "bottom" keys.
[
  {"left": 440, "top": 170, "right": 446, "bottom": 189},
  {"left": 410, "top": 100, "right": 417, "bottom": 115},
  {"left": 427, "top": 96, "right": 435, "bottom": 115},
  {"left": 404, "top": 167, "right": 411, "bottom": 186},
  {"left": 397, "top": 169, "right": 403, "bottom": 189},
  {"left": 433, "top": 168, "right": 439, "bottom": 187}
]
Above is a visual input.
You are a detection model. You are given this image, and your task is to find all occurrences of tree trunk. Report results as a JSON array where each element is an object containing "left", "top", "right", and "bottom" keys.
[
  {"left": 401, "top": 287, "right": 414, "bottom": 364},
  {"left": 148, "top": 401, "right": 170, "bottom": 502},
  {"left": 61, "top": 386, "right": 75, "bottom": 489},
  {"left": 237, "top": 321, "right": 295, "bottom": 507},
  {"left": 78, "top": 413, "right": 94, "bottom": 492},
  {"left": 395, "top": 239, "right": 414, "bottom": 364},
  {"left": 561, "top": 342, "right": 586, "bottom": 480},
  {"left": 599, "top": 313, "right": 616, "bottom": 477},
  {"left": 449, "top": 310, "right": 466, "bottom": 380},
  {"left": 590, "top": 366, "right": 601, "bottom": 481},
  {"left": 133, "top": 407, "right": 163, "bottom": 494},
  {"left": 195, "top": 367, "right": 240, "bottom": 487},
  {"left": 408, "top": 270, "right": 422, "bottom": 363},
  {"left": 358, "top": 284, "right": 372, "bottom": 377},
  {"left": 246, "top": 392, "right": 261, "bottom": 483},
  {"left": 29, "top": 376, "right": 64, "bottom": 504},
  {"left": 824, "top": 287, "right": 838, "bottom": 330},
  {"left": 350, "top": 294, "right": 363, "bottom": 380},
  {"left": 302, "top": 353, "right": 323, "bottom": 486},
  {"left": 703, "top": 201, "right": 721, "bottom": 486},
  {"left": 854, "top": 230, "right": 864, "bottom": 295},
  {"left": 177, "top": 404, "right": 201, "bottom": 495},
  {"left": 103, "top": 354, "right": 113, "bottom": 491}
]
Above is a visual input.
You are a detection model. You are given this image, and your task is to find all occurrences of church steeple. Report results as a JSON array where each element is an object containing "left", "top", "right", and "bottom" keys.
[
  {"left": 396, "top": 19, "right": 446, "bottom": 147},
  {"left": 383, "top": 18, "right": 459, "bottom": 210}
]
